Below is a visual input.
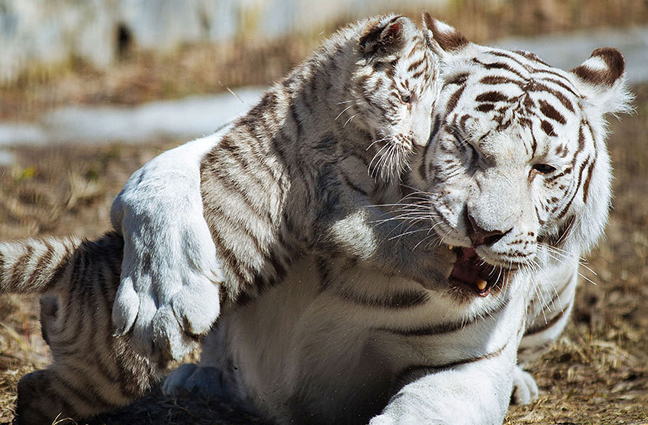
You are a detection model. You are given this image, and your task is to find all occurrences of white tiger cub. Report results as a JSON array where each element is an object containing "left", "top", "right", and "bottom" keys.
[
  {"left": 110, "top": 13, "right": 444, "bottom": 363},
  {"left": 112, "top": 15, "right": 631, "bottom": 425}
]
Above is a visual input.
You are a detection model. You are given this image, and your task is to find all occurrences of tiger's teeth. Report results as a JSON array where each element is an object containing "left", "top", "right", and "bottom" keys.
[
  {"left": 448, "top": 245, "right": 454, "bottom": 250},
  {"left": 476, "top": 279, "right": 488, "bottom": 291}
]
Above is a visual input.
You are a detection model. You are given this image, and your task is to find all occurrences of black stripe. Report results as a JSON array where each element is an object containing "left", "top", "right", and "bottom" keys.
[
  {"left": 473, "top": 58, "right": 526, "bottom": 81},
  {"left": 28, "top": 241, "right": 55, "bottom": 288},
  {"left": 541, "top": 120, "right": 556, "bottom": 137},
  {"left": 396, "top": 341, "right": 509, "bottom": 383},
  {"left": 407, "top": 56, "right": 426, "bottom": 73},
  {"left": 476, "top": 91, "right": 510, "bottom": 103},
  {"left": 329, "top": 286, "right": 431, "bottom": 309},
  {"left": 539, "top": 99, "right": 566, "bottom": 124},
  {"left": 0, "top": 249, "right": 4, "bottom": 284},
  {"left": 446, "top": 84, "right": 466, "bottom": 116},
  {"left": 378, "top": 296, "right": 510, "bottom": 336},
  {"left": 529, "top": 82, "right": 575, "bottom": 113},
  {"left": 524, "top": 305, "right": 569, "bottom": 337}
]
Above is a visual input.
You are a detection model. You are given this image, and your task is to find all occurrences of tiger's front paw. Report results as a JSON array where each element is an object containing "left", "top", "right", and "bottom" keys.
[
  {"left": 511, "top": 365, "right": 539, "bottom": 405},
  {"left": 113, "top": 265, "right": 222, "bottom": 363},
  {"left": 112, "top": 218, "right": 224, "bottom": 363}
]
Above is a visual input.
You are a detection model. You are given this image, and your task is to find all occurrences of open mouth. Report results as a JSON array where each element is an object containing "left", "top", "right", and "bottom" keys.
[{"left": 449, "top": 247, "right": 502, "bottom": 297}]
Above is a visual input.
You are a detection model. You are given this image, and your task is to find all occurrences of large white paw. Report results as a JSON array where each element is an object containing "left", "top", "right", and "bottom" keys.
[
  {"left": 163, "top": 364, "right": 236, "bottom": 400},
  {"left": 111, "top": 180, "right": 224, "bottom": 362},
  {"left": 511, "top": 365, "right": 539, "bottom": 405}
]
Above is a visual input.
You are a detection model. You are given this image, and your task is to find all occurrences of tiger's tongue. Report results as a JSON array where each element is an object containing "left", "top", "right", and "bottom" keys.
[{"left": 450, "top": 248, "right": 489, "bottom": 292}]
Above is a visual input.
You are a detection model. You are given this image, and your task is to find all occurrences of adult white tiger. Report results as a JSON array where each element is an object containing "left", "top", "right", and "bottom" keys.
[{"left": 110, "top": 16, "right": 631, "bottom": 425}]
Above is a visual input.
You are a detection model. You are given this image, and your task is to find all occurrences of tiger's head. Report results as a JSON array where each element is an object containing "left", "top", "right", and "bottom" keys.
[
  {"left": 411, "top": 14, "right": 632, "bottom": 297},
  {"left": 341, "top": 14, "right": 439, "bottom": 180}
]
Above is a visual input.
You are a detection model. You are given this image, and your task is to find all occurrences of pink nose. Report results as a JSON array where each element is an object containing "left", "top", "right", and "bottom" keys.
[{"left": 466, "top": 211, "right": 510, "bottom": 247}]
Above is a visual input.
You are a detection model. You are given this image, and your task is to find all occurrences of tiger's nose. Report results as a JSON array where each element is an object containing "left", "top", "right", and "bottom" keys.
[{"left": 466, "top": 210, "right": 510, "bottom": 247}]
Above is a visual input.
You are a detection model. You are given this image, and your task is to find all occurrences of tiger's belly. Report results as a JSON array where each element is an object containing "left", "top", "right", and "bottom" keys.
[{"left": 215, "top": 255, "right": 528, "bottom": 425}]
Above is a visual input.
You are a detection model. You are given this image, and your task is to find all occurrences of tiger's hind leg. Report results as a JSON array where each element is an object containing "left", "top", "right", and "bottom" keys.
[{"left": 13, "top": 298, "right": 76, "bottom": 424}]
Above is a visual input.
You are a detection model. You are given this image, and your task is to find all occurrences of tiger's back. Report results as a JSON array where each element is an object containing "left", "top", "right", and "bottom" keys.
[{"left": 0, "top": 233, "right": 162, "bottom": 424}]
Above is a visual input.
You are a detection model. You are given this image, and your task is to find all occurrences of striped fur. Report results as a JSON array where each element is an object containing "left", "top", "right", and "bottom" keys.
[
  {"left": 0, "top": 233, "right": 162, "bottom": 424},
  {"left": 414, "top": 17, "right": 631, "bottom": 396},
  {"left": 199, "top": 14, "right": 441, "bottom": 302},
  {"left": 159, "top": 16, "right": 631, "bottom": 425},
  {"left": 3, "top": 14, "right": 442, "bottom": 423},
  {"left": 111, "top": 13, "right": 445, "bottom": 363}
]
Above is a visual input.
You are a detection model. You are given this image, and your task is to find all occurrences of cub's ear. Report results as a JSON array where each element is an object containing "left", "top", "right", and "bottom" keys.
[
  {"left": 570, "top": 48, "right": 633, "bottom": 116},
  {"left": 359, "top": 16, "right": 408, "bottom": 56},
  {"left": 421, "top": 12, "right": 469, "bottom": 56}
]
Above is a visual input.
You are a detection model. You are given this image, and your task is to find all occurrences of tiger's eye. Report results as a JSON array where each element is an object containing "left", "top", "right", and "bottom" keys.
[
  {"left": 533, "top": 164, "right": 556, "bottom": 174},
  {"left": 401, "top": 94, "right": 411, "bottom": 103}
]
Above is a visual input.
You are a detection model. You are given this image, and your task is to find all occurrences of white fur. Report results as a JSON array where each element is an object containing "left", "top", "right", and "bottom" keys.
[
  {"left": 111, "top": 124, "right": 233, "bottom": 361},
  {"left": 163, "top": 256, "right": 527, "bottom": 425}
]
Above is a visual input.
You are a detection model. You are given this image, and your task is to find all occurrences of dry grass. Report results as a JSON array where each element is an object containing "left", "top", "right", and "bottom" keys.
[{"left": 1, "top": 3, "right": 648, "bottom": 422}]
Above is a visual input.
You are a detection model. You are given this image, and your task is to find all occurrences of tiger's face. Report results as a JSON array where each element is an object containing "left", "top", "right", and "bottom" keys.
[
  {"left": 413, "top": 17, "right": 631, "bottom": 298},
  {"left": 349, "top": 15, "right": 438, "bottom": 180}
]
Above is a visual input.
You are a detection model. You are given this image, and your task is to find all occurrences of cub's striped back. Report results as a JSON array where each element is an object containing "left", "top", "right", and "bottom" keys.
[{"left": 0, "top": 233, "right": 162, "bottom": 424}]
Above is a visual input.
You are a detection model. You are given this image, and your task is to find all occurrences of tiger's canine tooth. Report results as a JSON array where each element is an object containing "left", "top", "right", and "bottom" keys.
[
  {"left": 448, "top": 245, "right": 454, "bottom": 250},
  {"left": 476, "top": 279, "right": 488, "bottom": 291}
]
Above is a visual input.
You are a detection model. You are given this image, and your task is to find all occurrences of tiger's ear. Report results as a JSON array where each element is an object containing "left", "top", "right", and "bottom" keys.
[
  {"left": 570, "top": 48, "right": 633, "bottom": 116},
  {"left": 359, "top": 16, "right": 407, "bottom": 56},
  {"left": 421, "top": 12, "right": 469, "bottom": 57}
]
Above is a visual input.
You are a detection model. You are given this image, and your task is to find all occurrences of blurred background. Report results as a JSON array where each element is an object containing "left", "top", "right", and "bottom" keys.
[{"left": 0, "top": 1, "right": 647, "bottom": 424}]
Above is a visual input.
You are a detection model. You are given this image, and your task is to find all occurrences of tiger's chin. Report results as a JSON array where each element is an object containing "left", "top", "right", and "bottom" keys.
[{"left": 446, "top": 246, "right": 512, "bottom": 299}]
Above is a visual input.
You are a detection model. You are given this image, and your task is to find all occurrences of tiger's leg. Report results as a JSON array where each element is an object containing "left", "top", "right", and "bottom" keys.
[
  {"left": 513, "top": 265, "right": 578, "bottom": 405},
  {"left": 369, "top": 340, "right": 519, "bottom": 425},
  {"left": 111, "top": 129, "right": 230, "bottom": 363},
  {"left": 14, "top": 260, "right": 163, "bottom": 425}
]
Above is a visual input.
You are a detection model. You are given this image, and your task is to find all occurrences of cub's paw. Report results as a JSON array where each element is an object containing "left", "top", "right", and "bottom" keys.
[
  {"left": 511, "top": 365, "right": 539, "bottom": 405},
  {"left": 163, "top": 364, "right": 236, "bottom": 400}
]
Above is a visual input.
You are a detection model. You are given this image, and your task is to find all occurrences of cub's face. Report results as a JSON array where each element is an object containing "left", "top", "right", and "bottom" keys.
[
  {"left": 410, "top": 19, "right": 630, "bottom": 298},
  {"left": 350, "top": 15, "right": 438, "bottom": 180}
]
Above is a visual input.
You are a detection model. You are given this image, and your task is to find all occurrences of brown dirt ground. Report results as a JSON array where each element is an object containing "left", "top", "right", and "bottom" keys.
[{"left": 1, "top": 3, "right": 648, "bottom": 423}]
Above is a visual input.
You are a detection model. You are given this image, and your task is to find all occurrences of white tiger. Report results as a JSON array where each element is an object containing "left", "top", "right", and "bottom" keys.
[{"left": 112, "top": 16, "right": 632, "bottom": 425}]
